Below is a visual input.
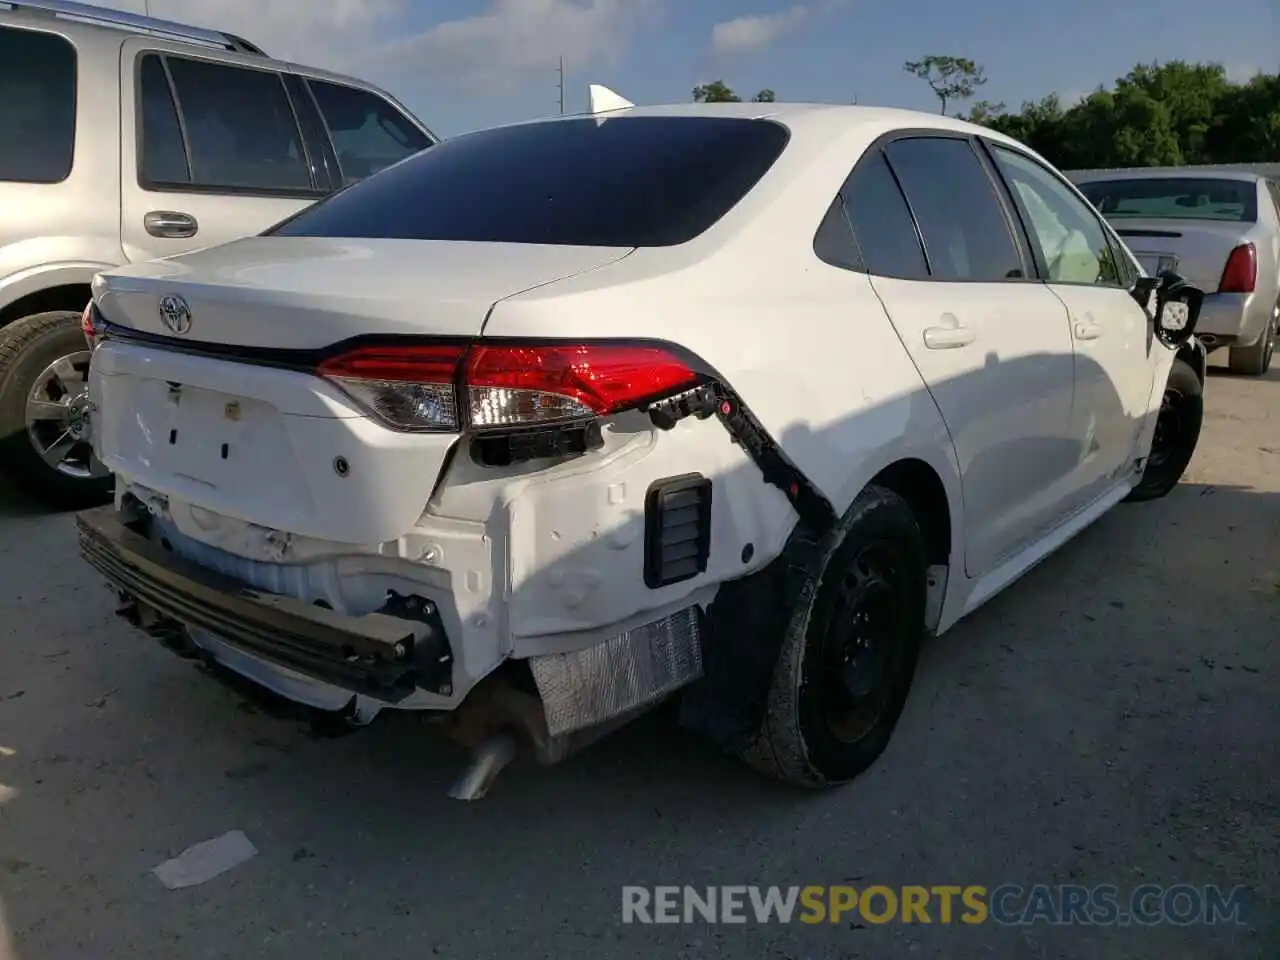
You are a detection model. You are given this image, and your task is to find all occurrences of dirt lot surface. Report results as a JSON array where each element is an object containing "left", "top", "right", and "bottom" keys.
[{"left": 1, "top": 360, "right": 1276, "bottom": 959}]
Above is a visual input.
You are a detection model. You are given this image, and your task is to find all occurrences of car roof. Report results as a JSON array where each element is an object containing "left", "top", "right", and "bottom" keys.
[
  {"left": 469, "top": 100, "right": 1034, "bottom": 156},
  {"left": 0, "top": 3, "right": 382, "bottom": 89}
]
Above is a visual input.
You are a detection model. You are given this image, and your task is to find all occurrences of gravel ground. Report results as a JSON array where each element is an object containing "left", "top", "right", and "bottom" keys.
[{"left": 1, "top": 359, "right": 1276, "bottom": 960}]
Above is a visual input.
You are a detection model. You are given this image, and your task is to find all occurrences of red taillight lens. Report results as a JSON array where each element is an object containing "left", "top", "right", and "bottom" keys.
[
  {"left": 316, "top": 340, "right": 700, "bottom": 432},
  {"left": 464, "top": 343, "right": 699, "bottom": 429},
  {"left": 81, "top": 301, "right": 98, "bottom": 348},
  {"left": 1219, "top": 243, "right": 1257, "bottom": 294},
  {"left": 317, "top": 343, "right": 467, "bottom": 432}
]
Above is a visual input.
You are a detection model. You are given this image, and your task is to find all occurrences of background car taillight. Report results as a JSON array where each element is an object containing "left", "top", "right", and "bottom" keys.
[
  {"left": 1218, "top": 243, "right": 1257, "bottom": 294},
  {"left": 315, "top": 340, "right": 702, "bottom": 435},
  {"left": 81, "top": 301, "right": 100, "bottom": 349}
]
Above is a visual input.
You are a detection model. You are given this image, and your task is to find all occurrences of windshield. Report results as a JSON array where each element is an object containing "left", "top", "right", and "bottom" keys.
[
  {"left": 267, "top": 115, "right": 790, "bottom": 247},
  {"left": 1078, "top": 177, "right": 1258, "bottom": 223}
]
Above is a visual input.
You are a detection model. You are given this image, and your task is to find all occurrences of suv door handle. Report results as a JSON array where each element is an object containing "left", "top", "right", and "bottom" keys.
[
  {"left": 923, "top": 321, "right": 975, "bottom": 350},
  {"left": 144, "top": 211, "right": 198, "bottom": 239},
  {"left": 1073, "top": 320, "right": 1102, "bottom": 340}
]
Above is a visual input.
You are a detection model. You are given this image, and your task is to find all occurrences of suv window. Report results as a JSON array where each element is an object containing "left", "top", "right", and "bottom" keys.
[
  {"left": 306, "top": 80, "right": 431, "bottom": 186},
  {"left": 883, "top": 137, "right": 1025, "bottom": 282},
  {"left": 268, "top": 116, "right": 789, "bottom": 246},
  {"left": 842, "top": 151, "right": 928, "bottom": 280},
  {"left": 0, "top": 26, "right": 77, "bottom": 184},
  {"left": 991, "top": 146, "right": 1125, "bottom": 286},
  {"left": 148, "top": 54, "right": 313, "bottom": 193}
]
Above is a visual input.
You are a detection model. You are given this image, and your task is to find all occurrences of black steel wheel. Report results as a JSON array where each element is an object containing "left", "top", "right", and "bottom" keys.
[
  {"left": 742, "top": 485, "right": 927, "bottom": 787},
  {"left": 1125, "top": 358, "right": 1203, "bottom": 503}
]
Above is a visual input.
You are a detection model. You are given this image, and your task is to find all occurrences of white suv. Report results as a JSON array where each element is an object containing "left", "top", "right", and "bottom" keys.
[
  {"left": 0, "top": 0, "right": 435, "bottom": 507},
  {"left": 76, "top": 96, "right": 1207, "bottom": 798}
]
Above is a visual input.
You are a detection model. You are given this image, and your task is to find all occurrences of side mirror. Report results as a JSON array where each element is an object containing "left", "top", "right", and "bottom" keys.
[{"left": 1131, "top": 271, "right": 1203, "bottom": 348}]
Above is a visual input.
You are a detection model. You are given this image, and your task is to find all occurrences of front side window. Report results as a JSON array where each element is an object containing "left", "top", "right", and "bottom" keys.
[
  {"left": 268, "top": 116, "right": 789, "bottom": 246},
  {"left": 159, "top": 55, "right": 312, "bottom": 193},
  {"left": 883, "top": 137, "right": 1025, "bottom": 282},
  {"left": 0, "top": 26, "right": 77, "bottom": 183},
  {"left": 1077, "top": 177, "right": 1259, "bottom": 224},
  {"left": 306, "top": 80, "right": 431, "bottom": 186},
  {"left": 991, "top": 146, "right": 1124, "bottom": 287}
]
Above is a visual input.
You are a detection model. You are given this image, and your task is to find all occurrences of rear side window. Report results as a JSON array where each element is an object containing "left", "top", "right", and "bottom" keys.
[
  {"left": 268, "top": 116, "right": 790, "bottom": 246},
  {"left": 842, "top": 151, "right": 929, "bottom": 280},
  {"left": 306, "top": 80, "right": 431, "bottom": 186},
  {"left": 0, "top": 26, "right": 77, "bottom": 183},
  {"left": 148, "top": 55, "right": 313, "bottom": 193},
  {"left": 884, "top": 137, "right": 1025, "bottom": 282},
  {"left": 138, "top": 55, "right": 189, "bottom": 184}
]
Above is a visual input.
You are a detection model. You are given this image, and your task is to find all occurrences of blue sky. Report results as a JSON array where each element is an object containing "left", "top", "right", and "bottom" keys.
[{"left": 128, "top": 0, "right": 1278, "bottom": 136}]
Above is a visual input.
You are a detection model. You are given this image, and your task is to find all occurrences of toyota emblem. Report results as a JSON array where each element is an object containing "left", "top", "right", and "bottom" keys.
[{"left": 158, "top": 293, "right": 192, "bottom": 335}]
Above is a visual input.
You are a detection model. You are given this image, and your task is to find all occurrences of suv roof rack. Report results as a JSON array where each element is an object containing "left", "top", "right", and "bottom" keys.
[{"left": 2, "top": 0, "right": 268, "bottom": 55}]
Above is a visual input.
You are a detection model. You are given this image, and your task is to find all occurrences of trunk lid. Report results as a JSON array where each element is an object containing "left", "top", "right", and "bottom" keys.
[
  {"left": 1108, "top": 219, "right": 1252, "bottom": 293},
  {"left": 89, "top": 238, "right": 632, "bottom": 544},
  {"left": 92, "top": 237, "right": 632, "bottom": 348}
]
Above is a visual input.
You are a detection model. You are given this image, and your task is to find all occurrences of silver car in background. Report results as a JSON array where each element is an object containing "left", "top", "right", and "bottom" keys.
[{"left": 1073, "top": 170, "right": 1279, "bottom": 376}]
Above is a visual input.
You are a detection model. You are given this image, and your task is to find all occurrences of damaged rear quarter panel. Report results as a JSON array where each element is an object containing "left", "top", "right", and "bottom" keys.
[{"left": 429, "top": 409, "right": 797, "bottom": 657}]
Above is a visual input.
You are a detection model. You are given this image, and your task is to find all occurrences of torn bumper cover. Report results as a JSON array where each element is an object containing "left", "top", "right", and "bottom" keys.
[{"left": 75, "top": 505, "right": 453, "bottom": 703}]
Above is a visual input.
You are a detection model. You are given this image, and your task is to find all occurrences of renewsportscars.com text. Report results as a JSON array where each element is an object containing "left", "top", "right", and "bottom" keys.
[{"left": 621, "top": 884, "right": 1250, "bottom": 926}]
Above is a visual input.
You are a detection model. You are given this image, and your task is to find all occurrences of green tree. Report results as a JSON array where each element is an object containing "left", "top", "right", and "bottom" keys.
[
  {"left": 752, "top": 89, "right": 777, "bottom": 103},
  {"left": 965, "top": 60, "right": 1277, "bottom": 169},
  {"left": 693, "top": 80, "right": 741, "bottom": 103},
  {"left": 904, "top": 55, "right": 988, "bottom": 114}
]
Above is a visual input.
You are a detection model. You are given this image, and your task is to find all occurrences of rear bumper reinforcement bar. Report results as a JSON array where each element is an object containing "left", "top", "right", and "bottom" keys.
[{"left": 76, "top": 505, "right": 452, "bottom": 703}]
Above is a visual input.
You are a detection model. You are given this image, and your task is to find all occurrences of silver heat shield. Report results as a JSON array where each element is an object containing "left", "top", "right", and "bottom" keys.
[{"left": 528, "top": 606, "right": 703, "bottom": 736}]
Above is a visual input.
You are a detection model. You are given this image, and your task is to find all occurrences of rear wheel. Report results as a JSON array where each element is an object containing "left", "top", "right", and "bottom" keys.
[
  {"left": 741, "top": 485, "right": 927, "bottom": 788},
  {"left": 1125, "top": 358, "right": 1203, "bottom": 503},
  {"left": 1227, "top": 303, "right": 1276, "bottom": 376},
  {"left": 0, "top": 311, "right": 113, "bottom": 509}
]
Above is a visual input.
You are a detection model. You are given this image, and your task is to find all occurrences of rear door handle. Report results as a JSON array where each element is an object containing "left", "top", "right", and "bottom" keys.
[
  {"left": 144, "top": 211, "right": 198, "bottom": 239},
  {"left": 1074, "top": 321, "right": 1102, "bottom": 340},
  {"left": 923, "top": 323, "right": 975, "bottom": 350}
]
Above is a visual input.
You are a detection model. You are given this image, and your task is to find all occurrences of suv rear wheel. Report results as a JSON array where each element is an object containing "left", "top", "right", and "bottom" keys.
[{"left": 0, "top": 311, "right": 113, "bottom": 509}]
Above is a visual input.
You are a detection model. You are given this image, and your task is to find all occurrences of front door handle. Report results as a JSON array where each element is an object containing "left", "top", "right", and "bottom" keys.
[
  {"left": 144, "top": 211, "right": 198, "bottom": 239},
  {"left": 923, "top": 321, "right": 975, "bottom": 350},
  {"left": 1074, "top": 320, "right": 1102, "bottom": 340}
]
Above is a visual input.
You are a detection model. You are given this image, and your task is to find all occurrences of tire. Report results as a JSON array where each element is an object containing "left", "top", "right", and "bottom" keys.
[
  {"left": 1227, "top": 303, "right": 1276, "bottom": 376},
  {"left": 740, "top": 485, "right": 927, "bottom": 788},
  {"left": 1124, "top": 358, "right": 1203, "bottom": 503},
  {"left": 0, "top": 311, "right": 113, "bottom": 509}
]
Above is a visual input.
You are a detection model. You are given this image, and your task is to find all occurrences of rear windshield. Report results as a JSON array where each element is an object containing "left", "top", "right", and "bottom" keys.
[
  {"left": 1078, "top": 177, "right": 1258, "bottom": 223},
  {"left": 266, "top": 115, "right": 790, "bottom": 247}
]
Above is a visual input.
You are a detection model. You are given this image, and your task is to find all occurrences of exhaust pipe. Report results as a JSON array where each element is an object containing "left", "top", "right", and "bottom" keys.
[{"left": 447, "top": 731, "right": 520, "bottom": 801}]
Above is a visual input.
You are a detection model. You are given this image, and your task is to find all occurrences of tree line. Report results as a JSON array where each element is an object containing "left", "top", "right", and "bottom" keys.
[{"left": 692, "top": 57, "right": 1280, "bottom": 170}]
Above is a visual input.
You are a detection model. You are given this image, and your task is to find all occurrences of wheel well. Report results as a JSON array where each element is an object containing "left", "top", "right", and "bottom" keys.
[
  {"left": 0, "top": 284, "right": 92, "bottom": 329},
  {"left": 1176, "top": 341, "right": 1207, "bottom": 385},
  {"left": 871, "top": 459, "right": 952, "bottom": 567}
]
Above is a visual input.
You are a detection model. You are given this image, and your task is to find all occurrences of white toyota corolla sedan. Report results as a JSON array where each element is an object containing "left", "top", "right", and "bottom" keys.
[{"left": 76, "top": 90, "right": 1207, "bottom": 798}]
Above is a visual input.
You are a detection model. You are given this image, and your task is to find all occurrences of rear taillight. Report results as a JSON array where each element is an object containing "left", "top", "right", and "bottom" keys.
[
  {"left": 81, "top": 301, "right": 99, "bottom": 348},
  {"left": 464, "top": 343, "right": 699, "bottom": 429},
  {"left": 1219, "top": 243, "right": 1257, "bottom": 294},
  {"left": 317, "top": 343, "right": 466, "bottom": 432},
  {"left": 316, "top": 340, "right": 701, "bottom": 433}
]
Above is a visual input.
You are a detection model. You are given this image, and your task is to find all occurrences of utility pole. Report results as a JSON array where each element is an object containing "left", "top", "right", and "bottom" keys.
[
  {"left": 143, "top": 0, "right": 151, "bottom": 13},
  {"left": 556, "top": 55, "right": 566, "bottom": 115}
]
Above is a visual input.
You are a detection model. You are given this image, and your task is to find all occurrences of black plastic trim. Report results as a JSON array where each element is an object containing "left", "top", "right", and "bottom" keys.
[
  {"left": 644, "top": 474, "right": 713, "bottom": 589},
  {"left": 76, "top": 505, "right": 451, "bottom": 702}
]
